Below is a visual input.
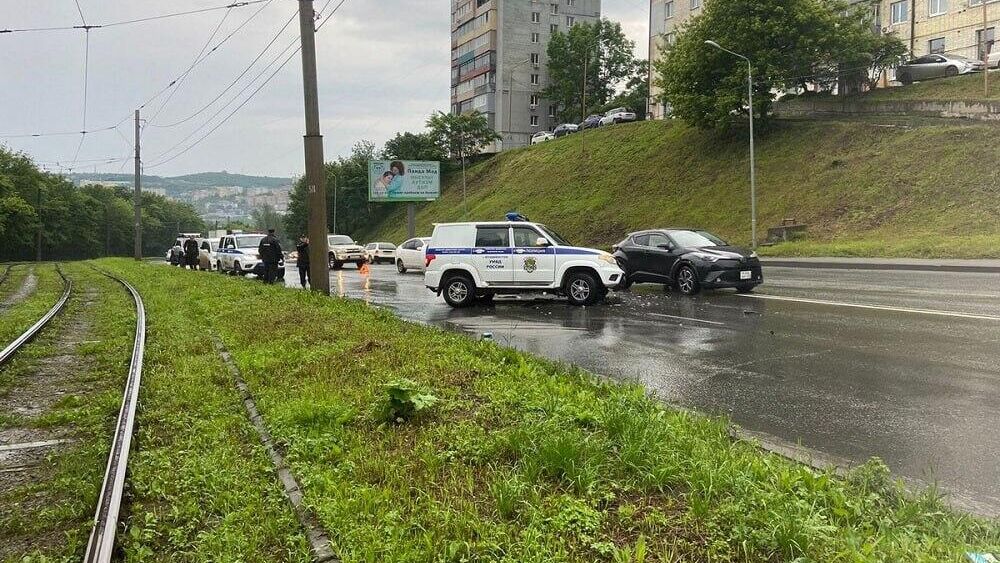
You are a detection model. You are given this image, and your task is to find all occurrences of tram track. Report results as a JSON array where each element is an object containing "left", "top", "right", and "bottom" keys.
[{"left": 0, "top": 265, "right": 71, "bottom": 366}]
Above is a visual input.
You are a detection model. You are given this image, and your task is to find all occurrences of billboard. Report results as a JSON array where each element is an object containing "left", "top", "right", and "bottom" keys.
[{"left": 368, "top": 160, "right": 440, "bottom": 202}]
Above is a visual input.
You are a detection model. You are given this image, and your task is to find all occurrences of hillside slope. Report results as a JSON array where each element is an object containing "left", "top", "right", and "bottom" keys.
[{"left": 357, "top": 119, "right": 1000, "bottom": 258}]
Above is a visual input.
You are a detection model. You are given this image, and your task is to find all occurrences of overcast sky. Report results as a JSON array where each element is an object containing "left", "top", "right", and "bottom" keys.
[{"left": 0, "top": 0, "right": 648, "bottom": 178}]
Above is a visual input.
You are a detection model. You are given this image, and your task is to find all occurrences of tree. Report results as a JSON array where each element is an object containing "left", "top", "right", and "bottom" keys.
[
  {"left": 601, "top": 59, "right": 650, "bottom": 119},
  {"left": 544, "top": 19, "right": 637, "bottom": 123},
  {"left": 655, "top": 0, "right": 905, "bottom": 128},
  {"left": 251, "top": 203, "right": 284, "bottom": 240},
  {"left": 426, "top": 111, "right": 500, "bottom": 218},
  {"left": 382, "top": 132, "right": 446, "bottom": 162}
]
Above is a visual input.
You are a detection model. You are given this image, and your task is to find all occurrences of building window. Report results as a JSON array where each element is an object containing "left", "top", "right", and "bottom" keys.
[
  {"left": 977, "top": 27, "right": 995, "bottom": 60},
  {"left": 928, "top": 37, "right": 945, "bottom": 53},
  {"left": 928, "top": 0, "right": 947, "bottom": 15},
  {"left": 530, "top": 52, "right": 540, "bottom": 64},
  {"left": 531, "top": 32, "right": 540, "bottom": 43},
  {"left": 550, "top": 3, "right": 558, "bottom": 14},
  {"left": 530, "top": 115, "right": 540, "bottom": 127},
  {"left": 549, "top": 104, "right": 557, "bottom": 117},
  {"left": 665, "top": 32, "right": 677, "bottom": 47},
  {"left": 530, "top": 94, "right": 539, "bottom": 106},
  {"left": 530, "top": 73, "right": 539, "bottom": 85},
  {"left": 550, "top": 24, "right": 558, "bottom": 33},
  {"left": 567, "top": 0, "right": 576, "bottom": 5},
  {"left": 566, "top": 16, "right": 575, "bottom": 26},
  {"left": 531, "top": 11, "right": 540, "bottom": 23},
  {"left": 665, "top": 1, "right": 675, "bottom": 18},
  {"left": 890, "top": 1, "right": 907, "bottom": 25},
  {"left": 690, "top": 0, "right": 700, "bottom": 9},
  {"left": 477, "top": 0, "right": 488, "bottom": 5}
]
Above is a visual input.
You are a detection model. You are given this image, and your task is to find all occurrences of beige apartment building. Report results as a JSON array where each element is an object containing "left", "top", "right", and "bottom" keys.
[{"left": 647, "top": 0, "right": 998, "bottom": 118}]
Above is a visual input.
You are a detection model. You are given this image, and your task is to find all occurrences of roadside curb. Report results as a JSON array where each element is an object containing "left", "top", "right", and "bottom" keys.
[{"left": 760, "top": 258, "right": 1000, "bottom": 274}]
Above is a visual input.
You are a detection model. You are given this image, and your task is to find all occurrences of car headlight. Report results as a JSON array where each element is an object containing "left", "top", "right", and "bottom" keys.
[
  {"left": 749, "top": 251, "right": 758, "bottom": 258},
  {"left": 690, "top": 252, "right": 721, "bottom": 262},
  {"left": 598, "top": 254, "right": 619, "bottom": 266}
]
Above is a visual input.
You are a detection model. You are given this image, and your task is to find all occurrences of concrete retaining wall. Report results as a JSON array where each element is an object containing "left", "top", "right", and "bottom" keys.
[{"left": 774, "top": 98, "right": 1000, "bottom": 121}]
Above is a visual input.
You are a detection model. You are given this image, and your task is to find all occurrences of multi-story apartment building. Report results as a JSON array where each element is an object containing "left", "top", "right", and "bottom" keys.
[
  {"left": 647, "top": 0, "right": 995, "bottom": 118},
  {"left": 450, "top": 0, "right": 601, "bottom": 151},
  {"left": 648, "top": 0, "right": 701, "bottom": 119},
  {"left": 879, "top": 0, "right": 997, "bottom": 66}
]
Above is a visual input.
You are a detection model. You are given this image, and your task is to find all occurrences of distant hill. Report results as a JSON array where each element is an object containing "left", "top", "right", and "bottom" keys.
[{"left": 69, "top": 171, "right": 292, "bottom": 194}]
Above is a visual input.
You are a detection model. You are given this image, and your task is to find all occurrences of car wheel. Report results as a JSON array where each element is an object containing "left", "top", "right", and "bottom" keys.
[
  {"left": 217, "top": 261, "right": 224, "bottom": 273},
  {"left": 621, "top": 276, "right": 633, "bottom": 290},
  {"left": 898, "top": 72, "right": 912, "bottom": 85},
  {"left": 234, "top": 261, "right": 243, "bottom": 276},
  {"left": 331, "top": 261, "right": 343, "bottom": 270},
  {"left": 945, "top": 66, "right": 959, "bottom": 77},
  {"left": 565, "top": 271, "right": 601, "bottom": 306},
  {"left": 676, "top": 265, "right": 701, "bottom": 295},
  {"left": 442, "top": 274, "right": 476, "bottom": 308},
  {"left": 396, "top": 259, "right": 407, "bottom": 274}
]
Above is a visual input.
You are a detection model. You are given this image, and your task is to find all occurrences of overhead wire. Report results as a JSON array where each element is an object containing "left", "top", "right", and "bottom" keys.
[
  {"left": 0, "top": 1, "right": 269, "bottom": 34},
  {"left": 144, "top": 0, "right": 355, "bottom": 169},
  {"left": 144, "top": 6, "right": 235, "bottom": 127}
]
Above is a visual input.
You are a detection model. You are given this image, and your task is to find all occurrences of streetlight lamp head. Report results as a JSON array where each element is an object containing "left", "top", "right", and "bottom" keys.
[{"left": 704, "top": 40, "right": 721, "bottom": 49}]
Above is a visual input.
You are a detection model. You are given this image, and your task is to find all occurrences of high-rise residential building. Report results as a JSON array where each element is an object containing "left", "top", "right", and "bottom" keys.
[
  {"left": 451, "top": 0, "right": 602, "bottom": 151},
  {"left": 648, "top": 0, "right": 698, "bottom": 120}
]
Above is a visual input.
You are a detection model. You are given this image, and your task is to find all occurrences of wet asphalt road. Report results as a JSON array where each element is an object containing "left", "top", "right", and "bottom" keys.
[{"left": 286, "top": 264, "right": 1000, "bottom": 513}]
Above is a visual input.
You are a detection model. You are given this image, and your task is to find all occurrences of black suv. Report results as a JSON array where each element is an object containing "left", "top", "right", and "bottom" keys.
[{"left": 612, "top": 229, "right": 763, "bottom": 295}]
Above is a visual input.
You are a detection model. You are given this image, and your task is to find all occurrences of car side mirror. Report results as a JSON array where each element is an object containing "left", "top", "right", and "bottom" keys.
[
  {"left": 657, "top": 243, "right": 674, "bottom": 250},
  {"left": 535, "top": 237, "right": 550, "bottom": 247}
]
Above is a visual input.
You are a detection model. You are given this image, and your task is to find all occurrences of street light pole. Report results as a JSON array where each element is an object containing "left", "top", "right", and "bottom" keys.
[{"left": 705, "top": 40, "right": 757, "bottom": 249}]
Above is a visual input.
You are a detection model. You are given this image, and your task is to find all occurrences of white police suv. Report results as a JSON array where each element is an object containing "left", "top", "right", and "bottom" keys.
[
  {"left": 424, "top": 217, "right": 624, "bottom": 307},
  {"left": 216, "top": 233, "right": 266, "bottom": 275}
]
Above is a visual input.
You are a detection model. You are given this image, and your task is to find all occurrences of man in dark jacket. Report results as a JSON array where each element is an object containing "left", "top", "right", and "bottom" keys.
[
  {"left": 183, "top": 236, "right": 201, "bottom": 270},
  {"left": 295, "top": 235, "right": 310, "bottom": 288},
  {"left": 258, "top": 228, "right": 283, "bottom": 284}
]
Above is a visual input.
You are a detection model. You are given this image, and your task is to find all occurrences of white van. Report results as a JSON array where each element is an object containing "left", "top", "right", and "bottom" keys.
[{"left": 424, "top": 221, "right": 624, "bottom": 307}]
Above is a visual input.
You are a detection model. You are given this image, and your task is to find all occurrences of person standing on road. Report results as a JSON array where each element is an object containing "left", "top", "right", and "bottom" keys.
[
  {"left": 295, "top": 235, "right": 310, "bottom": 288},
  {"left": 183, "top": 236, "right": 200, "bottom": 270},
  {"left": 258, "top": 228, "right": 283, "bottom": 284}
]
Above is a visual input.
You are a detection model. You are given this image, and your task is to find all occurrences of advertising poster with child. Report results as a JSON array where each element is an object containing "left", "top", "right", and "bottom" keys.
[{"left": 368, "top": 160, "right": 440, "bottom": 202}]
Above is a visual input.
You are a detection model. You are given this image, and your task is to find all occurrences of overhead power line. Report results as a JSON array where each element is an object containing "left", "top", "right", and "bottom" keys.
[{"left": 0, "top": 1, "right": 268, "bottom": 34}]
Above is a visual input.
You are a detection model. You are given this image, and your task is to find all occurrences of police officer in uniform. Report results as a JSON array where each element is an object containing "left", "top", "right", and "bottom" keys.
[
  {"left": 183, "top": 235, "right": 200, "bottom": 270},
  {"left": 258, "top": 228, "right": 283, "bottom": 284},
  {"left": 295, "top": 235, "right": 310, "bottom": 288}
]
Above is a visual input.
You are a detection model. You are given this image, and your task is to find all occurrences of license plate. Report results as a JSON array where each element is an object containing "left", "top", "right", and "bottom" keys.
[{"left": 740, "top": 270, "right": 752, "bottom": 280}]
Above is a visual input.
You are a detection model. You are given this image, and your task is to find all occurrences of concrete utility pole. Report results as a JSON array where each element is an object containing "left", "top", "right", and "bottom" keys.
[
  {"left": 298, "top": 0, "right": 330, "bottom": 295},
  {"left": 133, "top": 109, "right": 142, "bottom": 260},
  {"left": 984, "top": 1, "right": 990, "bottom": 97},
  {"left": 35, "top": 185, "right": 42, "bottom": 262}
]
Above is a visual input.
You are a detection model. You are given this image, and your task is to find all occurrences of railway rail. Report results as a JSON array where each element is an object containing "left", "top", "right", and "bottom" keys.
[
  {"left": 0, "top": 264, "right": 72, "bottom": 365},
  {"left": 84, "top": 268, "right": 146, "bottom": 563}
]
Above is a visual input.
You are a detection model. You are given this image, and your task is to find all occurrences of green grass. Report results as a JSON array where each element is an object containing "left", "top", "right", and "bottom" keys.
[
  {"left": 0, "top": 264, "right": 63, "bottom": 359},
  {"left": 98, "top": 259, "right": 1000, "bottom": 561},
  {"left": 356, "top": 119, "right": 1000, "bottom": 259}
]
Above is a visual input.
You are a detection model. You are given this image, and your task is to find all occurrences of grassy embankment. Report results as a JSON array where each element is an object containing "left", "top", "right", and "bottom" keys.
[
  {"left": 356, "top": 118, "right": 1000, "bottom": 258},
  {"left": 852, "top": 71, "right": 1000, "bottom": 102},
  {"left": 0, "top": 265, "right": 63, "bottom": 370},
  {"left": 97, "top": 259, "right": 999, "bottom": 561}
]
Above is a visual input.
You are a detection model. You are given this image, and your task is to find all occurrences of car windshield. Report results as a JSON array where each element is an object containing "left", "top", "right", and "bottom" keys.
[
  {"left": 537, "top": 224, "right": 572, "bottom": 246},
  {"left": 382, "top": 243, "right": 396, "bottom": 249},
  {"left": 236, "top": 235, "right": 264, "bottom": 248},
  {"left": 669, "top": 230, "right": 727, "bottom": 248},
  {"left": 328, "top": 235, "right": 353, "bottom": 245}
]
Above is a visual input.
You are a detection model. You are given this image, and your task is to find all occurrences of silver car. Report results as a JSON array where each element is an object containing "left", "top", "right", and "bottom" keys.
[{"left": 896, "top": 54, "right": 985, "bottom": 84}]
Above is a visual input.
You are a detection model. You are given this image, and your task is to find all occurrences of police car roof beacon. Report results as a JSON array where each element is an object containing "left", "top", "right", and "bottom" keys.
[{"left": 424, "top": 218, "right": 625, "bottom": 308}]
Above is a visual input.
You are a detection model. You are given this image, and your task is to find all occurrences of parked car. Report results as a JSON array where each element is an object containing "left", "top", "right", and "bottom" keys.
[
  {"left": 424, "top": 219, "right": 624, "bottom": 307},
  {"left": 396, "top": 237, "right": 431, "bottom": 274},
  {"left": 896, "top": 54, "right": 985, "bottom": 84},
  {"left": 598, "top": 107, "right": 637, "bottom": 126},
  {"left": 612, "top": 229, "right": 763, "bottom": 295},
  {"left": 328, "top": 235, "right": 366, "bottom": 269},
  {"left": 989, "top": 49, "right": 1000, "bottom": 69},
  {"left": 553, "top": 123, "right": 579, "bottom": 137},
  {"left": 217, "top": 233, "right": 267, "bottom": 276},
  {"left": 365, "top": 242, "right": 397, "bottom": 264},
  {"left": 198, "top": 239, "right": 219, "bottom": 271},
  {"left": 579, "top": 114, "right": 603, "bottom": 129},
  {"left": 531, "top": 131, "right": 555, "bottom": 144}
]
